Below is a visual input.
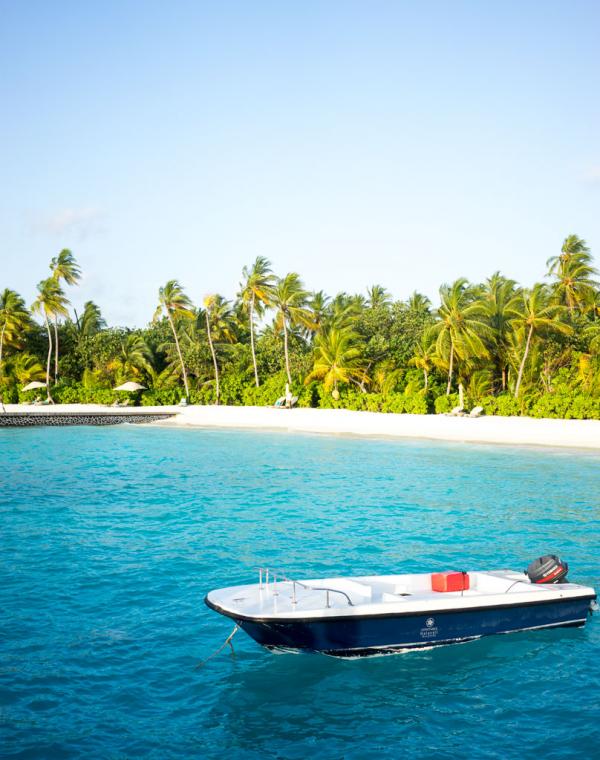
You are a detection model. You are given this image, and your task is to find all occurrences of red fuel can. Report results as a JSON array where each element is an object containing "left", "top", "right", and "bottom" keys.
[{"left": 431, "top": 571, "right": 470, "bottom": 592}]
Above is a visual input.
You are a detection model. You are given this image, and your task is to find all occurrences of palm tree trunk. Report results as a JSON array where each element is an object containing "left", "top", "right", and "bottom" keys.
[
  {"left": 282, "top": 317, "right": 292, "bottom": 385},
  {"left": 514, "top": 325, "right": 534, "bottom": 399},
  {"left": 205, "top": 311, "right": 220, "bottom": 405},
  {"left": 167, "top": 310, "right": 190, "bottom": 399},
  {"left": 501, "top": 366, "right": 506, "bottom": 392},
  {"left": 0, "top": 323, "right": 5, "bottom": 375},
  {"left": 53, "top": 316, "right": 59, "bottom": 384},
  {"left": 446, "top": 341, "right": 454, "bottom": 395},
  {"left": 424, "top": 368, "right": 428, "bottom": 390},
  {"left": 249, "top": 295, "right": 260, "bottom": 388},
  {"left": 359, "top": 361, "right": 371, "bottom": 393},
  {"left": 44, "top": 317, "right": 53, "bottom": 403}
]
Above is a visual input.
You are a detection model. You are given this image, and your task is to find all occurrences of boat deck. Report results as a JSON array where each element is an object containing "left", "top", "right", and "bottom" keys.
[{"left": 206, "top": 570, "right": 596, "bottom": 621}]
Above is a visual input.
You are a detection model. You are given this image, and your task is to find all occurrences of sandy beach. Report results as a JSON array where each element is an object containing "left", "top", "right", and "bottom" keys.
[{"left": 3, "top": 403, "right": 600, "bottom": 450}]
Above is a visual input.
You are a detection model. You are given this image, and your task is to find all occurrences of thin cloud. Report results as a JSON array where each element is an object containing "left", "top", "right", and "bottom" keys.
[
  {"left": 581, "top": 166, "right": 600, "bottom": 185},
  {"left": 30, "top": 206, "right": 106, "bottom": 240}
]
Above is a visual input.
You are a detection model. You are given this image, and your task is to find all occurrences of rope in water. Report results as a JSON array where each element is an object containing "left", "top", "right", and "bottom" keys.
[{"left": 194, "top": 625, "right": 239, "bottom": 669}]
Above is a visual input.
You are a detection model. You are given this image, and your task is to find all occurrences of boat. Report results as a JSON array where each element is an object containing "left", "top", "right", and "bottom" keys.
[{"left": 205, "top": 556, "right": 597, "bottom": 657}]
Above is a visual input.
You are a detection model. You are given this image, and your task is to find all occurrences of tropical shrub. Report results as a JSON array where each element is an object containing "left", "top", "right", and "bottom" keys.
[
  {"left": 481, "top": 394, "right": 521, "bottom": 417},
  {"left": 403, "top": 393, "right": 429, "bottom": 415},
  {"left": 0, "top": 383, "right": 19, "bottom": 403},
  {"left": 30, "top": 382, "right": 118, "bottom": 405},
  {"left": 528, "top": 392, "right": 600, "bottom": 420},
  {"left": 140, "top": 388, "right": 181, "bottom": 406},
  {"left": 434, "top": 394, "right": 460, "bottom": 414},
  {"left": 241, "top": 371, "right": 296, "bottom": 407},
  {"left": 381, "top": 395, "right": 404, "bottom": 414}
]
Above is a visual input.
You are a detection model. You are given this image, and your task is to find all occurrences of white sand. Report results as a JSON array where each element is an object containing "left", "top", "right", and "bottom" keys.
[{"left": 4, "top": 403, "right": 600, "bottom": 450}]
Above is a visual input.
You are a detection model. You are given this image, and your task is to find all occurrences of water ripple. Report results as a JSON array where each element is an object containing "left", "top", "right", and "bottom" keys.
[{"left": 1, "top": 427, "right": 599, "bottom": 758}]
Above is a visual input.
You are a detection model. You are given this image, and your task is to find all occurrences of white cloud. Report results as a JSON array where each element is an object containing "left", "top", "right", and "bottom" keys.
[{"left": 30, "top": 206, "right": 106, "bottom": 240}]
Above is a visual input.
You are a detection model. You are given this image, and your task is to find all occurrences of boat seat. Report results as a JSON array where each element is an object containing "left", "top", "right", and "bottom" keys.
[
  {"left": 370, "top": 581, "right": 411, "bottom": 595},
  {"left": 381, "top": 592, "right": 411, "bottom": 602},
  {"left": 323, "top": 580, "right": 373, "bottom": 601},
  {"left": 471, "top": 573, "right": 521, "bottom": 593}
]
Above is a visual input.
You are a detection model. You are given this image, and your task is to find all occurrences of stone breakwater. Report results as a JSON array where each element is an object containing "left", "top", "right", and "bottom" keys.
[{"left": 0, "top": 412, "right": 176, "bottom": 427}]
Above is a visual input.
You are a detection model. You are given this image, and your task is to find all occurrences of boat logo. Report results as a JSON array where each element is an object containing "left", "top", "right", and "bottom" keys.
[{"left": 420, "top": 617, "right": 438, "bottom": 638}]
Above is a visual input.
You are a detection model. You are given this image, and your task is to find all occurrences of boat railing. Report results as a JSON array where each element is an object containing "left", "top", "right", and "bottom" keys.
[{"left": 257, "top": 567, "right": 354, "bottom": 608}]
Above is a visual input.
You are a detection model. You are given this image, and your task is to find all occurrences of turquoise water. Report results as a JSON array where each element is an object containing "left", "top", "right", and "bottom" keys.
[{"left": 1, "top": 426, "right": 599, "bottom": 759}]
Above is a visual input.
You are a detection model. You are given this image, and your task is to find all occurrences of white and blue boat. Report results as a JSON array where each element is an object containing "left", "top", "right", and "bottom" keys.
[{"left": 205, "top": 557, "right": 597, "bottom": 657}]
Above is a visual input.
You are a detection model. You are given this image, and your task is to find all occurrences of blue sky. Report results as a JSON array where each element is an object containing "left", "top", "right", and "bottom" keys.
[{"left": 1, "top": 1, "right": 599, "bottom": 326}]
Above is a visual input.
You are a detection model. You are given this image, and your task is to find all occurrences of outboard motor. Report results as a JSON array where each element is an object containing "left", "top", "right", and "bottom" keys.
[{"left": 526, "top": 555, "right": 569, "bottom": 584}]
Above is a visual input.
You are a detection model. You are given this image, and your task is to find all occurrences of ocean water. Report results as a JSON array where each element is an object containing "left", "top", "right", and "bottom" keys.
[{"left": 1, "top": 425, "right": 599, "bottom": 760}]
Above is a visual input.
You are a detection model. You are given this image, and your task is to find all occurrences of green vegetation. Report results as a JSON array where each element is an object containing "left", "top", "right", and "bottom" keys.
[{"left": 1, "top": 236, "right": 599, "bottom": 418}]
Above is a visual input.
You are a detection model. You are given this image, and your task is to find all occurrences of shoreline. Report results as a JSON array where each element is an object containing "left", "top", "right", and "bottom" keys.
[{"left": 3, "top": 403, "right": 600, "bottom": 450}]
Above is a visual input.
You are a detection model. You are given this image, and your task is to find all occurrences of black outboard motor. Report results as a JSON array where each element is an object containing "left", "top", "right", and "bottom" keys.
[{"left": 526, "top": 555, "right": 569, "bottom": 584}]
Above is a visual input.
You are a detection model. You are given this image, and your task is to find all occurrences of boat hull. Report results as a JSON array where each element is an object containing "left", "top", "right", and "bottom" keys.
[{"left": 206, "top": 596, "right": 594, "bottom": 657}]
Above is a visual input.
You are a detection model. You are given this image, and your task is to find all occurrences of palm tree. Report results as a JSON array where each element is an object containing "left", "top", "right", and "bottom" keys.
[
  {"left": 308, "top": 290, "right": 330, "bottom": 335},
  {"left": 547, "top": 234, "right": 590, "bottom": 273},
  {"left": 272, "top": 273, "right": 313, "bottom": 385},
  {"left": 407, "top": 291, "right": 432, "bottom": 314},
  {"left": 465, "top": 367, "right": 493, "bottom": 400},
  {"left": 366, "top": 285, "right": 391, "bottom": 309},
  {"left": 203, "top": 295, "right": 236, "bottom": 405},
  {"left": 0, "top": 289, "right": 30, "bottom": 376},
  {"left": 371, "top": 359, "right": 402, "bottom": 396},
  {"left": 50, "top": 248, "right": 80, "bottom": 285},
  {"left": 328, "top": 292, "right": 364, "bottom": 331},
  {"left": 305, "top": 328, "right": 368, "bottom": 395},
  {"left": 75, "top": 301, "right": 106, "bottom": 337},
  {"left": 513, "top": 284, "right": 573, "bottom": 398},
  {"left": 547, "top": 235, "right": 598, "bottom": 315},
  {"left": 50, "top": 249, "right": 81, "bottom": 382},
  {"left": 107, "top": 333, "right": 153, "bottom": 382},
  {"left": 480, "top": 272, "right": 521, "bottom": 391},
  {"left": 430, "top": 278, "right": 492, "bottom": 394},
  {"left": 591, "top": 289, "right": 600, "bottom": 321},
  {"left": 409, "top": 332, "right": 436, "bottom": 390},
  {"left": 239, "top": 257, "right": 275, "bottom": 387},
  {"left": 31, "top": 278, "right": 68, "bottom": 401},
  {"left": 584, "top": 322, "right": 600, "bottom": 355},
  {"left": 6, "top": 352, "right": 45, "bottom": 385},
  {"left": 155, "top": 281, "right": 194, "bottom": 400}
]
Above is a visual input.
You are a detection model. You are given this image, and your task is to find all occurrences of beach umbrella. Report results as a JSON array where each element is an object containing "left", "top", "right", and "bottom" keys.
[
  {"left": 113, "top": 381, "right": 147, "bottom": 392},
  {"left": 21, "top": 381, "right": 47, "bottom": 391}
]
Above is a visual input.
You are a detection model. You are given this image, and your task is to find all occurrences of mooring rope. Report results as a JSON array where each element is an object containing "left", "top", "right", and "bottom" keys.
[{"left": 195, "top": 625, "right": 239, "bottom": 669}]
